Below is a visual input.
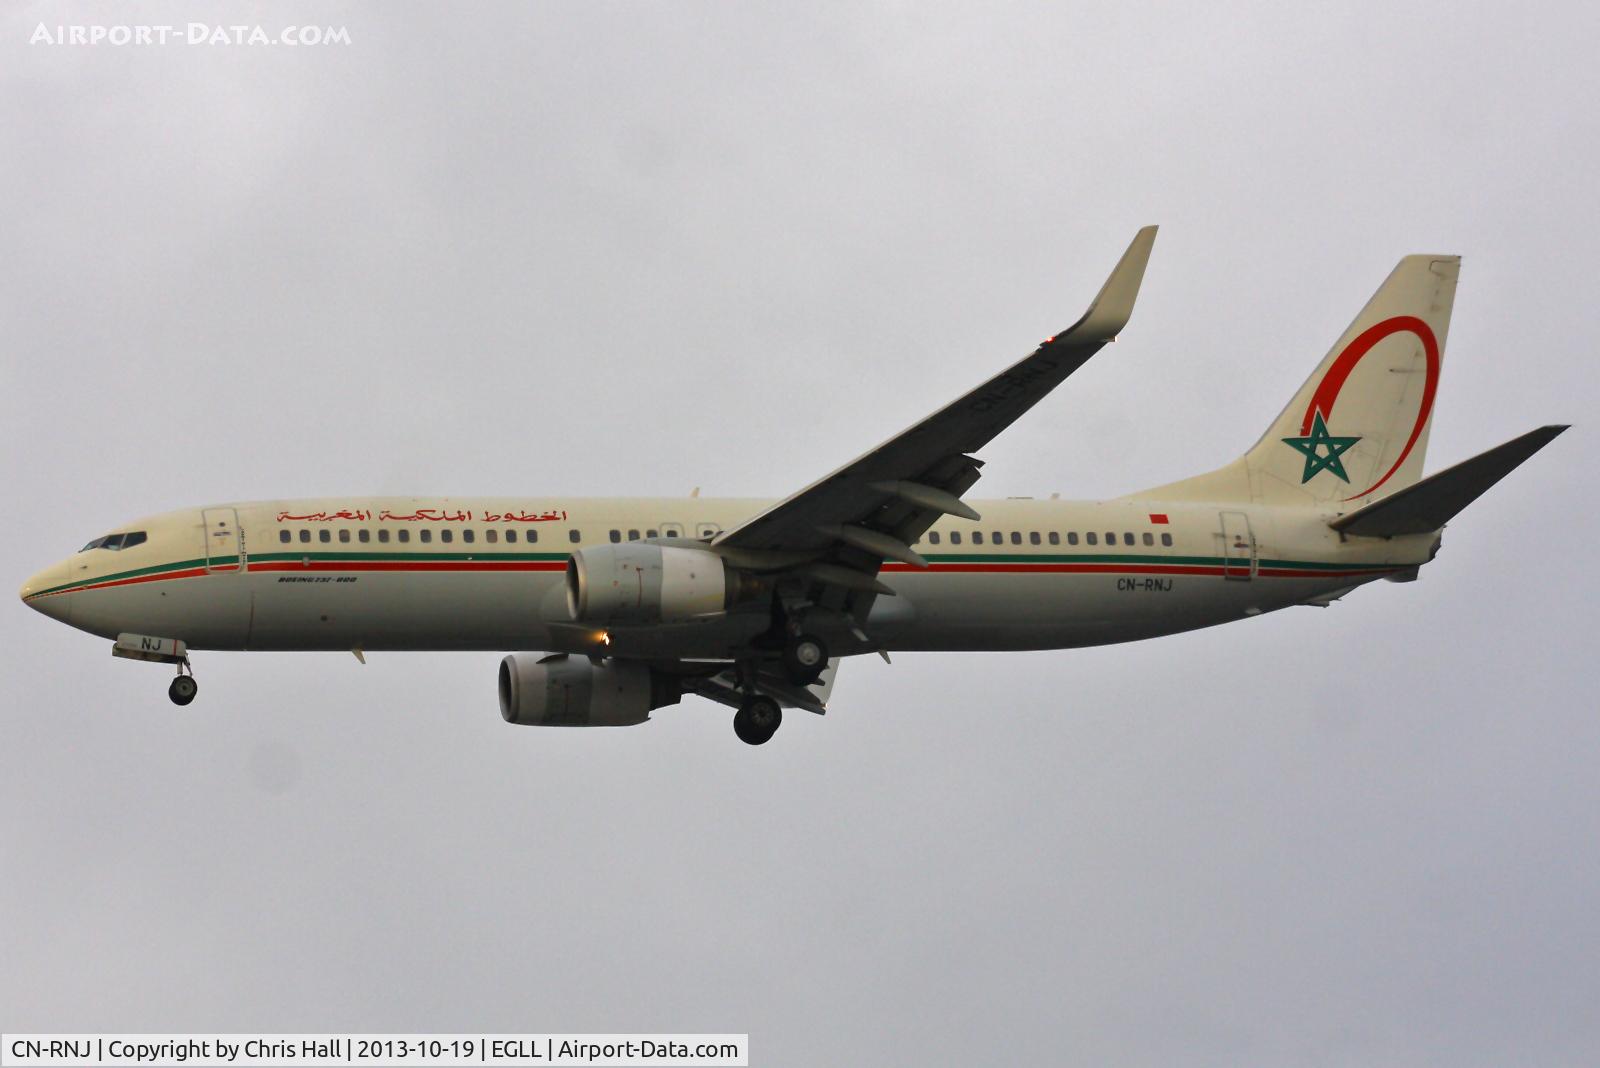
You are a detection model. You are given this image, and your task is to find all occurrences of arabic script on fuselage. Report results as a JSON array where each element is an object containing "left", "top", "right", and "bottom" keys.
[{"left": 275, "top": 507, "right": 568, "bottom": 523}]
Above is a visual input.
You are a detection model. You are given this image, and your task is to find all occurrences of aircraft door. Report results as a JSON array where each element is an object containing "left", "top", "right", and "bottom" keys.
[
  {"left": 202, "top": 507, "right": 244, "bottom": 572},
  {"left": 1219, "top": 510, "right": 1255, "bottom": 581}
]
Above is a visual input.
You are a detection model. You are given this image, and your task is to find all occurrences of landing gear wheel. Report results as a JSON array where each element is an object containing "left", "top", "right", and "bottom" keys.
[
  {"left": 782, "top": 634, "right": 828, "bottom": 686},
  {"left": 733, "top": 696, "right": 783, "bottom": 745},
  {"left": 168, "top": 675, "right": 198, "bottom": 706}
]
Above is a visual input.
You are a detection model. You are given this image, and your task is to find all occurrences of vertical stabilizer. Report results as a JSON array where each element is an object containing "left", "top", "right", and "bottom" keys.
[{"left": 1130, "top": 254, "right": 1459, "bottom": 507}]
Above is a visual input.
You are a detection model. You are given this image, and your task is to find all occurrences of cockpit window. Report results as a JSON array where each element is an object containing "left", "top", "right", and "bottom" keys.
[{"left": 78, "top": 531, "right": 146, "bottom": 552}]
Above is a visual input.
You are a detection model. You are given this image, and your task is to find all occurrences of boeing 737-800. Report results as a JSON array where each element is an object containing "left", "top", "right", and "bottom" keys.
[{"left": 20, "top": 228, "right": 1566, "bottom": 744}]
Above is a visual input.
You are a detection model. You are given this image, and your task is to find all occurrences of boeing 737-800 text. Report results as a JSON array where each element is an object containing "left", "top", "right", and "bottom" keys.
[{"left": 20, "top": 228, "right": 1566, "bottom": 744}]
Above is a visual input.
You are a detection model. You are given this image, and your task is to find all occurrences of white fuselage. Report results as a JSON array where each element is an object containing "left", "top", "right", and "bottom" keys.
[{"left": 20, "top": 496, "right": 1433, "bottom": 658}]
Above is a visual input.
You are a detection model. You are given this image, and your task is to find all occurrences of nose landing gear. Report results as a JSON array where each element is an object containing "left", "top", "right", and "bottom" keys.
[
  {"left": 111, "top": 634, "right": 198, "bottom": 706},
  {"left": 168, "top": 660, "right": 198, "bottom": 706}
]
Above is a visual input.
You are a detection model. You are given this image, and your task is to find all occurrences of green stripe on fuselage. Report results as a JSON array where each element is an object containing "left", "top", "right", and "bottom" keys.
[{"left": 31, "top": 547, "right": 1386, "bottom": 601}]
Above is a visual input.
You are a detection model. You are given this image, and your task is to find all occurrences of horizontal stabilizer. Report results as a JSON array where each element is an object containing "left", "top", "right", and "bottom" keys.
[{"left": 1330, "top": 425, "right": 1568, "bottom": 537}]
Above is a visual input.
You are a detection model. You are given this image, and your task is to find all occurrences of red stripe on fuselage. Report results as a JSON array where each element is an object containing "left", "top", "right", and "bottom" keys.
[
  {"left": 247, "top": 560, "right": 569, "bottom": 574},
  {"left": 30, "top": 557, "right": 1394, "bottom": 601},
  {"left": 30, "top": 567, "right": 212, "bottom": 599},
  {"left": 882, "top": 562, "right": 1398, "bottom": 578}
]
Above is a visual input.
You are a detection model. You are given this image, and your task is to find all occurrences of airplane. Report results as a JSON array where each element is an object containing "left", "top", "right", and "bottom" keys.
[{"left": 19, "top": 227, "right": 1567, "bottom": 745}]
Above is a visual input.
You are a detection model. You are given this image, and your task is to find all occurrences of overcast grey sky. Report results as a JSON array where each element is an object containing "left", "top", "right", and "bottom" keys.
[{"left": 4, "top": 3, "right": 1598, "bottom": 1064}]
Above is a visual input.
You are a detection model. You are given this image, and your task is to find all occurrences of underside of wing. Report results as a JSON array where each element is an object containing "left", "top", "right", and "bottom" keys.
[{"left": 686, "top": 658, "right": 840, "bottom": 716}]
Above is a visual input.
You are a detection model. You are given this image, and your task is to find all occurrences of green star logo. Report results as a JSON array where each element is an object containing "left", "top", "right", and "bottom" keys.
[{"left": 1282, "top": 410, "right": 1361, "bottom": 483}]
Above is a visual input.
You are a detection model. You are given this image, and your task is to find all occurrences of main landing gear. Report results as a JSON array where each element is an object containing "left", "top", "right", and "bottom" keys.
[
  {"left": 781, "top": 633, "right": 828, "bottom": 686},
  {"left": 168, "top": 661, "right": 198, "bottom": 706},
  {"left": 733, "top": 695, "right": 782, "bottom": 746},
  {"left": 729, "top": 626, "right": 827, "bottom": 745}
]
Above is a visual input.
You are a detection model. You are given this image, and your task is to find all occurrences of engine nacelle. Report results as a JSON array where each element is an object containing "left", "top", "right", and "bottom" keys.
[
  {"left": 566, "top": 543, "right": 735, "bottom": 624},
  {"left": 499, "top": 653, "right": 677, "bottom": 727}
]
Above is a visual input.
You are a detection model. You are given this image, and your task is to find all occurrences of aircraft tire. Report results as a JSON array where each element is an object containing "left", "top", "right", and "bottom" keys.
[
  {"left": 782, "top": 634, "right": 828, "bottom": 686},
  {"left": 734, "top": 696, "right": 782, "bottom": 745},
  {"left": 168, "top": 675, "right": 198, "bottom": 706}
]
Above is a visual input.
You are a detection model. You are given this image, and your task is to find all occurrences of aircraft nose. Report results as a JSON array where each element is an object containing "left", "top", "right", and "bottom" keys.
[{"left": 20, "top": 562, "right": 71, "bottom": 623}]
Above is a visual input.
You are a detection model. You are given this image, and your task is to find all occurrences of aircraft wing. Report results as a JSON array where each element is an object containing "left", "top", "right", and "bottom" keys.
[{"left": 714, "top": 227, "right": 1157, "bottom": 583}]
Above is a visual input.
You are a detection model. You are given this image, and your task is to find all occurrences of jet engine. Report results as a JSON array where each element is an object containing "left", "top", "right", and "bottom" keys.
[
  {"left": 498, "top": 653, "right": 679, "bottom": 727},
  {"left": 566, "top": 543, "right": 743, "bottom": 624}
]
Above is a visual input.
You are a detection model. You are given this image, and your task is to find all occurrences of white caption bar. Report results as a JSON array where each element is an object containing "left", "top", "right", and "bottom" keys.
[{"left": 0, "top": 1036, "right": 748, "bottom": 1067}]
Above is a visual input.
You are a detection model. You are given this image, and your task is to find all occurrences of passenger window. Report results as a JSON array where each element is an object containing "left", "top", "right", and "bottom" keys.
[
  {"left": 1105, "top": 532, "right": 1115, "bottom": 545},
  {"left": 527, "top": 530, "right": 538, "bottom": 544},
  {"left": 628, "top": 529, "right": 640, "bottom": 541},
  {"left": 463, "top": 529, "right": 475, "bottom": 544},
  {"left": 1010, "top": 532, "right": 1022, "bottom": 545},
  {"left": 505, "top": 530, "right": 517, "bottom": 544},
  {"left": 609, "top": 529, "right": 621, "bottom": 543},
  {"left": 1047, "top": 532, "right": 1059, "bottom": 546},
  {"left": 569, "top": 530, "right": 581, "bottom": 543},
  {"left": 972, "top": 531, "right": 984, "bottom": 545},
  {"left": 646, "top": 529, "right": 658, "bottom": 538},
  {"left": 1161, "top": 532, "right": 1173, "bottom": 547},
  {"left": 991, "top": 531, "right": 1002, "bottom": 544},
  {"left": 420, "top": 530, "right": 432, "bottom": 544},
  {"left": 1067, "top": 532, "right": 1078, "bottom": 545},
  {"left": 398, "top": 530, "right": 410, "bottom": 543},
  {"left": 1143, "top": 532, "right": 1154, "bottom": 546},
  {"left": 950, "top": 531, "right": 961, "bottom": 545},
  {"left": 928, "top": 531, "right": 941, "bottom": 545},
  {"left": 486, "top": 529, "right": 498, "bottom": 544},
  {"left": 299, "top": 530, "right": 311, "bottom": 543},
  {"left": 1029, "top": 532, "right": 1041, "bottom": 545},
  {"left": 442, "top": 529, "right": 455, "bottom": 544},
  {"left": 378, "top": 529, "right": 390, "bottom": 544},
  {"left": 1086, "top": 532, "right": 1097, "bottom": 545},
  {"left": 319, "top": 530, "right": 331, "bottom": 543},
  {"left": 359, "top": 529, "right": 370, "bottom": 544},
  {"left": 279, "top": 530, "right": 291, "bottom": 544},
  {"left": 338, "top": 529, "right": 351, "bottom": 543},
  {"left": 1124, "top": 532, "right": 1135, "bottom": 546}
]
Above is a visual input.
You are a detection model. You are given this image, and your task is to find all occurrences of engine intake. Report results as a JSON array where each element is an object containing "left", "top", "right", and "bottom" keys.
[
  {"left": 498, "top": 653, "right": 678, "bottom": 727},
  {"left": 566, "top": 543, "right": 738, "bottom": 624}
]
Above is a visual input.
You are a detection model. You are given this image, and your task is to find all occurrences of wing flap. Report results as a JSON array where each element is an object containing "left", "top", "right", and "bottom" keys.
[{"left": 689, "top": 659, "right": 840, "bottom": 715}]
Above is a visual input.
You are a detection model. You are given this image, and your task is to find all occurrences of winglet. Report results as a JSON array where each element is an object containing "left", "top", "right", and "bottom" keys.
[{"left": 1059, "top": 224, "right": 1158, "bottom": 343}]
